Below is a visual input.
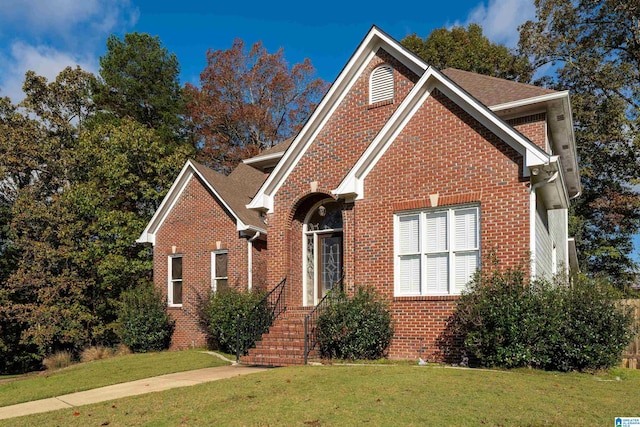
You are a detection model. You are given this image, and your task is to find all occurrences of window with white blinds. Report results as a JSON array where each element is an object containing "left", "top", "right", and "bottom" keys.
[
  {"left": 395, "top": 206, "right": 479, "bottom": 296},
  {"left": 369, "top": 65, "right": 394, "bottom": 104}
]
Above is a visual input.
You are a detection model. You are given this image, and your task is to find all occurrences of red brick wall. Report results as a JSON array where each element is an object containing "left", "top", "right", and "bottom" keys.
[
  {"left": 357, "top": 89, "right": 530, "bottom": 360},
  {"left": 265, "top": 51, "right": 534, "bottom": 361},
  {"left": 252, "top": 239, "right": 268, "bottom": 291},
  {"left": 508, "top": 113, "right": 547, "bottom": 152},
  {"left": 154, "top": 174, "right": 253, "bottom": 349},
  {"left": 267, "top": 48, "right": 420, "bottom": 296}
]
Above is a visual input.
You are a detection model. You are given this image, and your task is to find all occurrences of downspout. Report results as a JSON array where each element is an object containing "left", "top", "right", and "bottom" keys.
[
  {"left": 247, "top": 231, "right": 261, "bottom": 291},
  {"left": 530, "top": 171, "right": 559, "bottom": 279}
]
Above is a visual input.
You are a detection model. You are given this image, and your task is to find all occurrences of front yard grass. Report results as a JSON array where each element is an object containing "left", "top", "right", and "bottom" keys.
[
  {"left": 6, "top": 364, "right": 640, "bottom": 426},
  {"left": 0, "top": 349, "right": 228, "bottom": 407}
]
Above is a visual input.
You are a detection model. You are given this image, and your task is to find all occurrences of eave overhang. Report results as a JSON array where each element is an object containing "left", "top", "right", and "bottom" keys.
[
  {"left": 137, "top": 160, "right": 266, "bottom": 245},
  {"left": 492, "top": 91, "right": 580, "bottom": 200},
  {"left": 531, "top": 155, "right": 570, "bottom": 210},
  {"left": 333, "top": 67, "right": 552, "bottom": 201}
]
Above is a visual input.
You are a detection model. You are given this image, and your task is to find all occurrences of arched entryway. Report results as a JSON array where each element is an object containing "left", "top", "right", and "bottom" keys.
[{"left": 303, "top": 199, "right": 343, "bottom": 306}]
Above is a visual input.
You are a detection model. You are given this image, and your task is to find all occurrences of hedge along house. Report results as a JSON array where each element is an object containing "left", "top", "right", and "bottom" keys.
[{"left": 139, "top": 26, "right": 580, "bottom": 362}]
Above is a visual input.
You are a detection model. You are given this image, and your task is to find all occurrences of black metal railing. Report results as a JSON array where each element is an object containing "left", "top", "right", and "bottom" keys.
[
  {"left": 235, "top": 277, "right": 287, "bottom": 363},
  {"left": 303, "top": 277, "right": 344, "bottom": 364}
]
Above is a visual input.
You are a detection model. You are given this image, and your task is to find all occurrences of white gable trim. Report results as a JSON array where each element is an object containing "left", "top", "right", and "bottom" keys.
[
  {"left": 137, "top": 160, "right": 265, "bottom": 245},
  {"left": 489, "top": 91, "right": 569, "bottom": 112},
  {"left": 246, "top": 26, "right": 428, "bottom": 214},
  {"left": 333, "top": 67, "right": 552, "bottom": 200}
]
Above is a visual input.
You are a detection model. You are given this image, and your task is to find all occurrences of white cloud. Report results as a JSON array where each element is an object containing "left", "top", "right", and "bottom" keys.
[
  {"left": 459, "top": 0, "right": 536, "bottom": 47},
  {"left": 0, "top": 42, "right": 97, "bottom": 103},
  {"left": 0, "top": 0, "right": 138, "bottom": 103},
  {"left": 0, "top": 0, "right": 138, "bottom": 39}
]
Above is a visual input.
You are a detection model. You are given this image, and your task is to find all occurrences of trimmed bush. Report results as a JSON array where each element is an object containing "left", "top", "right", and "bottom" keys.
[
  {"left": 116, "top": 285, "right": 175, "bottom": 353},
  {"left": 317, "top": 286, "right": 393, "bottom": 360},
  {"left": 455, "top": 259, "right": 635, "bottom": 372},
  {"left": 198, "top": 288, "right": 270, "bottom": 355}
]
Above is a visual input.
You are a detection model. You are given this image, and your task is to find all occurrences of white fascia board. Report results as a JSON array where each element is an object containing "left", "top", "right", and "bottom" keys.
[
  {"left": 242, "top": 151, "right": 284, "bottom": 166},
  {"left": 136, "top": 160, "right": 195, "bottom": 244},
  {"left": 489, "top": 91, "right": 570, "bottom": 112},
  {"left": 333, "top": 70, "right": 436, "bottom": 199},
  {"left": 247, "top": 26, "right": 430, "bottom": 213},
  {"left": 335, "top": 68, "right": 553, "bottom": 200},
  {"left": 236, "top": 221, "right": 267, "bottom": 234},
  {"left": 434, "top": 74, "right": 551, "bottom": 170}
]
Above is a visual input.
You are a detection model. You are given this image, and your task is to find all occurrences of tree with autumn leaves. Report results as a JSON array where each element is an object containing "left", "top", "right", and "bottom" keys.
[{"left": 186, "top": 39, "right": 328, "bottom": 173}]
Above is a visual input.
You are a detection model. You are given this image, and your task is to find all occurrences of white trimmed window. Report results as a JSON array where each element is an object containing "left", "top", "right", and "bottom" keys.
[
  {"left": 369, "top": 64, "right": 394, "bottom": 104},
  {"left": 168, "top": 255, "right": 183, "bottom": 306},
  {"left": 395, "top": 206, "right": 480, "bottom": 296},
  {"left": 211, "top": 250, "right": 228, "bottom": 291}
]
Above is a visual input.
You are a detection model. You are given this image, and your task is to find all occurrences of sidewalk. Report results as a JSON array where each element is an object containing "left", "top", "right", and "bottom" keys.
[{"left": 0, "top": 364, "right": 269, "bottom": 420}]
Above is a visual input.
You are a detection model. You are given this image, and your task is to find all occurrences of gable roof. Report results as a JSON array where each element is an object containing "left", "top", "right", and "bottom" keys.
[
  {"left": 333, "top": 66, "right": 553, "bottom": 201},
  {"left": 248, "top": 26, "right": 577, "bottom": 213},
  {"left": 137, "top": 160, "right": 267, "bottom": 245}
]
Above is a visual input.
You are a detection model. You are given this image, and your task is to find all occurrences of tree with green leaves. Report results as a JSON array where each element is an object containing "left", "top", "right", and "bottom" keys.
[
  {"left": 186, "top": 39, "right": 329, "bottom": 173},
  {"left": 0, "top": 62, "right": 191, "bottom": 369},
  {"left": 520, "top": 0, "right": 640, "bottom": 287},
  {"left": 94, "top": 32, "right": 186, "bottom": 142},
  {"left": 402, "top": 24, "right": 533, "bottom": 82}
]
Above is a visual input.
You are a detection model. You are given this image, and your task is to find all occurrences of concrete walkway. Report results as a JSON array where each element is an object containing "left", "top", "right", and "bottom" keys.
[{"left": 0, "top": 365, "right": 269, "bottom": 420}]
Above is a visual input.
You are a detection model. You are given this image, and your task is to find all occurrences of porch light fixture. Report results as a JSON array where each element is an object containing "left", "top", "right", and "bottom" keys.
[{"left": 318, "top": 205, "right": 327, "bottom": 217}]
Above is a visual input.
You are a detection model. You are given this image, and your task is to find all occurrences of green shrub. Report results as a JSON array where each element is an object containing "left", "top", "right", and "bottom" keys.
[
  {"left": 198, "top": 288, "right": 270, "bottom": 355},
  {"left": 116, "top": 285, "right": 175, "bottom": 353},
  {"left": 455, "top": 260, "right": 635, "bottom": 372},
  {"left": 548, "top": 275, "right": 635, "bottom": 371},
  {"left": 317, "top": 286, "right": 393, "bottom": 360}
]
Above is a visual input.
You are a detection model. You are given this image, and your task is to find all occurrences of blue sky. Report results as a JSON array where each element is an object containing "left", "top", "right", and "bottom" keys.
[
  {"left": 1, "top": 0, "right": 637, "bottom": 261},
  {"left": 0, "top": 0, "right": 536, "bottom": 101}
]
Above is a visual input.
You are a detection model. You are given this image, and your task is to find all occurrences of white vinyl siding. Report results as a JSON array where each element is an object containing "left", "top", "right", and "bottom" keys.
[
  {"left": 395, "top": 206, "right": 479, "bottom": 296},
  {"left": 369, "top": 65, "right": 394, "bottom": 104},
  {"left": 535, "top": 197, "right": 553, "bottom": 278}
]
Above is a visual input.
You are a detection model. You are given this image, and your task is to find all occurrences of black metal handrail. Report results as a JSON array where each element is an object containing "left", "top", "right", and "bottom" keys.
[
  {"left": 235, "top": 277, "right": 287, "bottom": 363},
  {"left": 303, "top": 277, "right": 344, "bottom": 364}
]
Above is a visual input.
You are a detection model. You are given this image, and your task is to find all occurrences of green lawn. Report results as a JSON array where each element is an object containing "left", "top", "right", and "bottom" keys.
[
  {"left": 0, "top": 349, "right": 229, "bottom": 407},
  {"left": 5, "top": 364, "right": 639, "bottom": 426}
]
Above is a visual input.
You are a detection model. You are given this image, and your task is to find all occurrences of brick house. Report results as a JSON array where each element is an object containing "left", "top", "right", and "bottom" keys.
[{"left": 139, "top": 26, "right": 580, "bottom": 362}]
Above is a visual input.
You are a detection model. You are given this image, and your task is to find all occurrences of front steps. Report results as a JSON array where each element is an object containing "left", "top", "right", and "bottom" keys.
[{"left": 240, "top": 308, "right": 321, "bottom": 367}]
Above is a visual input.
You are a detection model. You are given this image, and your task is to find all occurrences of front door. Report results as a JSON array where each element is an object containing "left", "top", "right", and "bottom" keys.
[
  {"left": 317, "top": 232, "right": 343, "bottom": 299},
  {"left": 304, "top": 200, "right": 343, "bottom": 306}
]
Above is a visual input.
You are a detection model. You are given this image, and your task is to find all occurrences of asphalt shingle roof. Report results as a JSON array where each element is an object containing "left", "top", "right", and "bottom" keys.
[
  {"left": 442, "top": 68, "right": 557, "bottom": 107},
  {"left": 190, "top": 161, "right": 267, "bottom": 230}
]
